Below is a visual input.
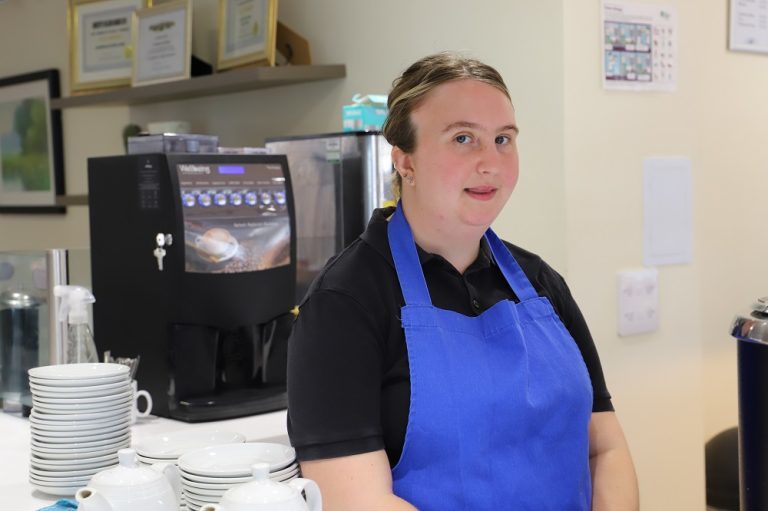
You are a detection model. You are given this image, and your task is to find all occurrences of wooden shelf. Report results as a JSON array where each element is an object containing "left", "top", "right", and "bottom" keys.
[
  {"left": 51, "top": 64, "right": 346, "bottom": 109},
  {"left": 55, "top": 194, "right": 88, "bottom": 206}
]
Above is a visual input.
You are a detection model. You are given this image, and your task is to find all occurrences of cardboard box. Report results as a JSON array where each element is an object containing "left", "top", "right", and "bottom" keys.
[{"left": 342, "top": 94, "right": 387, "bottom": 132}]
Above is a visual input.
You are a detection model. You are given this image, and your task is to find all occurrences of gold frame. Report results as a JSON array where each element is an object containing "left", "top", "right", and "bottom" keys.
[
  {"left": 68, "top": 0, "right": 149, "bottom": 93},
  {"left": 131, "top": 0, "right": 193, "bottom": 87},
  {"left": 217, "top": 0, "right": 278, "bottom": 70}
]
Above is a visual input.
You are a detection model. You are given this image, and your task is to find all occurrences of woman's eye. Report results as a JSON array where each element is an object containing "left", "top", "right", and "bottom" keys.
[
  {"left": 455, "top": 134, "right": 471, "bottom": 144},
  {"left": 495, "top": 135, "right": 510, "bottom": 145}
]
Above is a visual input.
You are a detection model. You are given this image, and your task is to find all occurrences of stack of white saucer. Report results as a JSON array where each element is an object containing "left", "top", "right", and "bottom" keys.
[
  {"left": 27, "top": 363, "right": 132, "bottom": 496},
  {"left": 177, "top": 443, "right": 298, "bottom": 511},
  {"left": 135, "top": 429, "right": 247, "bottom": 510}
]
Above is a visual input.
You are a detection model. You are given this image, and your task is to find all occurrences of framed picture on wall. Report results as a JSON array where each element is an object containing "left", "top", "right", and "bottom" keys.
[
  {"left": 217, "top": 0, "right": 279, "bottom": 70},
  {"left": 68, "top": 0, "right": 150, "bottom": 93},
  {"left": 131, "top": 0, "right": 192, "bottom": 86},
  {"left": 0, "top": 70, "right": 65, "bottom": 214}
]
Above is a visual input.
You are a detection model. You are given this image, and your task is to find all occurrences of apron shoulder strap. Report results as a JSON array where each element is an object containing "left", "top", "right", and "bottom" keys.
[
  {"left": 388, "top": 205, "right": 432, "bottom": 305},
  {"left": 484, "top": 228, "right": 539, "bottom": 301}
]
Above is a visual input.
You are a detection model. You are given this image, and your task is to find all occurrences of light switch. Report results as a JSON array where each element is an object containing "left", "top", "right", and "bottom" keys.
[{"left": 617, "top": 268, "right": 659, "bottom": 336}]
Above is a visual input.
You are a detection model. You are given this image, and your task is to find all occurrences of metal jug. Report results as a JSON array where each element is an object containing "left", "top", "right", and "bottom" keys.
[
  {"left": 0, "top": 290, "right": 41, "bottom": 413},
  {"left": 730, "top": 296, "right": 768, "bottom": 511}
]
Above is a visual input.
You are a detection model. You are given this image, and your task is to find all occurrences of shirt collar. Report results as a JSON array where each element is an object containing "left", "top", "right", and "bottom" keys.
[{"left": 361, "top": 207, "right": 495, "bottom": 274}]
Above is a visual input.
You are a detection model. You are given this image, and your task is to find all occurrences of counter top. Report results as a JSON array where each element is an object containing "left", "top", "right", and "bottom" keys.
[{"left": 0, "top": 409, "right": 289, "bottom": 510}]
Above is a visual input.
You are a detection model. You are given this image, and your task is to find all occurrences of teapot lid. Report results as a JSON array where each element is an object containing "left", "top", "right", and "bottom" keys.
[
  {"left": 731, "top": 296, "right": 768, "bottom": 344},
  {"left": 222, "top": 463, "right": 299, "bottom": 504},
  {"left": 90, "top": 448, "right": 165, "bottom": 488}
]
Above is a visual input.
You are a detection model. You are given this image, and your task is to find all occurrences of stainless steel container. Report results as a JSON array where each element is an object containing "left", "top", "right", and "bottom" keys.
[
  {"left": 0, "top": 290, "right": 41, "bottom": 412},
  {"left": 730, "top": 296, "right": 768, "bottom": 510}
]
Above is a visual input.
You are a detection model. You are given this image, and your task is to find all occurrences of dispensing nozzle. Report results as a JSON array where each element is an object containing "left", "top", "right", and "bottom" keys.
[{"left": 54, "top": 285, "right": 95, "bottom": 325}]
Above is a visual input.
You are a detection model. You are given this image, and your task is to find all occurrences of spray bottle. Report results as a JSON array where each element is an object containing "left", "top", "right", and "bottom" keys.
[{"left": 54, "top": 285, "right": 99, "bottom": 364}]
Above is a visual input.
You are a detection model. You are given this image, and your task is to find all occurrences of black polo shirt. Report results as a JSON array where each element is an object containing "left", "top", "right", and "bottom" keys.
[{"left": 287, "top": 207, "right": 613, "bottom": 467}]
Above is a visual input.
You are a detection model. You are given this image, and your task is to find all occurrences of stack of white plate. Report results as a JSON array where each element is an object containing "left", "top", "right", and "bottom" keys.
[
  {"left": 27, "top": 363, "right": 132, "bottom": 496},
  {"left": 135, "top": 429, "right": 247, "bottom": 511},
  {"left": 178, "top": 443, "right": 298, "bottom": 511}
]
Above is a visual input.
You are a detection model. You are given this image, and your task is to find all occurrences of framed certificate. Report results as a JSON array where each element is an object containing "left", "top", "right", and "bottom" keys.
[
  {"left": 217, "top": 0, "right": 279, "bottom": 70},
  {"left": 131, "top": 0, "right": 192, "bottom": 87},
  {"left": 68, "top": 0, "right": 149, "bottom": 92}
]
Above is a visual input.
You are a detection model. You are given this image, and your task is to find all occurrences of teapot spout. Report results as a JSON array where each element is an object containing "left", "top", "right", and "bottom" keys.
[
  {"left": 75, "top": 487, "right": 113, "bottom": 511},
  {"left": 151, "top": 461, "right": 182, "bottom": 507}
]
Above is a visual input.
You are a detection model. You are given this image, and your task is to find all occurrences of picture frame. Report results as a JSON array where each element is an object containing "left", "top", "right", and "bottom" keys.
[
  {"left": 68, "top": 0, "right": 150, "bottom": 93},
  {"left": 217, "top": 0, "right": 278, "bottom": 70},
  {"left": 132, "top": 0, "right": 192, "bottom": 87},
  {"left": 0, "top": 70, "right": 65, "bottom": 214}
]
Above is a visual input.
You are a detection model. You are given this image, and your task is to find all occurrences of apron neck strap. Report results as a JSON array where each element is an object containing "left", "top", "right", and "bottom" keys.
[
  {"left": 483, "top": 228, "right": 539, "bottom": 301},
  {"left": 388, "top": 204, "right": 432, "bottom": 305},
  {"left": 387, "top": 203, "right": 540, "bottom": 305}
]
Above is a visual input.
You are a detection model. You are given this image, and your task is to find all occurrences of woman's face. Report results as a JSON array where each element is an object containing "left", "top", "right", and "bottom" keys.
[{"left": 399, "top": 79, "right": 519, "bottom": 236}]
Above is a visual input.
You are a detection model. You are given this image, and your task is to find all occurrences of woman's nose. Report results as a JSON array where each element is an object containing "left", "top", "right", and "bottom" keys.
[{"left": 476, "top": 143, "right": 502, "bottom": 174}]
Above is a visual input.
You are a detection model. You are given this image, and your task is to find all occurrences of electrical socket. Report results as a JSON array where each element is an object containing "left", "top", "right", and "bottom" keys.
[{"left": 617, "top": 268, "right": 659, "bottom": 336}]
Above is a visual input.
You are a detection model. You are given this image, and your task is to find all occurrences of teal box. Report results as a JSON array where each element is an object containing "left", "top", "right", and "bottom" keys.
[{"left": 342, "top": 94, "right": 387, "bottom": 132}]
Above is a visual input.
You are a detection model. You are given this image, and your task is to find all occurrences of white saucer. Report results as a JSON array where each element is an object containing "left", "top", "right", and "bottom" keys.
[
  {"left": 31, "top": 407, "right": 132, "bottom": 422},
  {"left": 31, "top": 451, "right": 117, "bottom": 466},
  {"left": 32, "top": 420, "right": 130, "bottom": 438},
  {"left": 30, "top": 464, "right": 106, "bottom": 479},
  {"left": 32, "top": 427, "right": 129, "bottom": 445},
  {"left": 30, "top": 374, "right": 127, "bottom": 387},
  {"left": 30, "top": 383, "right": 131, "bottom": 399},
  {"left": 31, "top": 432, "right": 131, "bottom": 451},
  {"left": 33, "top": 390, "right": 132, "bottom": 405},
  {"left": 29, "top": 363, "right": 129, "bottom": 380},
  {"left": 180, "top": 462, "right": 298, "bottom": 486},
  {"left": 30, "top": 412, "right": 131, "bottom": 430},
  {"left": 32, "top": 396, "right": 132, "bottom": 413},
  {"left": 31, "top": 455, "right": 118, "bottom": 472},
  {"left": 31, "top": 440, "right": 130, "bottom": 459},
  {"left": 30, "top": 480, "right": 85, "bottom": 496},
  {"left": 30, "top": 379, "right": 130, "bottom": 394},
  {"left": 183, "top": 493, "right": 214, "bottom": 509},
  {"left": 135, "top": 429, "right": 246, "bottom": 458},
  {"left": 178, "top": 442, "right": 295, "bottom": 477}
]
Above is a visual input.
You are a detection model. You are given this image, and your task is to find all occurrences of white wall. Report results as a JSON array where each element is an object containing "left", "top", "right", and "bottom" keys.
[{"left": 563, "top": 0, "right": 768, "bottom": 509}]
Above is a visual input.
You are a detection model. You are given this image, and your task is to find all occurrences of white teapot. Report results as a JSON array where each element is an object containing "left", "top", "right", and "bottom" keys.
[
  {"left": 200, "top": 463, "right": 321, "bottom": 511},
  {"left": 75, "top": 448, "right": 181, "bottom": 511}
]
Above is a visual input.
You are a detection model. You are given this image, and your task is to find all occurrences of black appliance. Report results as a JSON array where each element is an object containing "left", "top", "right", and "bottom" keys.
[{"left": 88, "top": 153, "right": 296, "bottom": 422}]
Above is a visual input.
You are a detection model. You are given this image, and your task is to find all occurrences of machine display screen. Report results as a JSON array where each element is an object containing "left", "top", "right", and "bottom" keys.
[{"left": 176, "top": 162, "right": 291, "bottom": 274}]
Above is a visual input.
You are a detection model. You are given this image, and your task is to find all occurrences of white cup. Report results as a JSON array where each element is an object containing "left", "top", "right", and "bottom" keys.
[{"left": 131, "top": 380, "right": 153, "bottom": 424}]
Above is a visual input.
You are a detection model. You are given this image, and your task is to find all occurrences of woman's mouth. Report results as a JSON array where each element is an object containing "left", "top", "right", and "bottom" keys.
[{"left": 464, "top": 186, "right": 497, "bottom": 201}]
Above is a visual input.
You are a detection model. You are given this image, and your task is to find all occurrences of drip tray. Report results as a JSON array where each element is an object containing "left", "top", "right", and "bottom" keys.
[{"left": 171, "top": 384, "right": 287, "bottom": 422}]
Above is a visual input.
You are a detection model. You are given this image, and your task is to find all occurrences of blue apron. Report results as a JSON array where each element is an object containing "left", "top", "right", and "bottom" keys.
[{"left": 388, "top": 204, "right": 593, "bottom": 510}]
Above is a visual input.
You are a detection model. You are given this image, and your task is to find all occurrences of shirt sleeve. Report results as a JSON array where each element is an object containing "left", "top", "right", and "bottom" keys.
[
  {"left": 536, "top": 264, "right": 615, "bottom": 413},
  {"left": 287, "top": 288, "right": 387, "bottom": 461}
]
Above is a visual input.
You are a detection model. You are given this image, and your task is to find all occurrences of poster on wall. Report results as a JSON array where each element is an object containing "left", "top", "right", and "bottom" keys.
[
  {"left": 728, "top": 0, "right": 768, "bottom": 54},
  {"left": 602, "top": 1, "right": 677, "bottom": 92}
]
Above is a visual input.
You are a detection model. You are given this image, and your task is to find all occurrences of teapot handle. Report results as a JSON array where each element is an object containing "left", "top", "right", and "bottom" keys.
[{"left": 288, "top": 478, "right": 323, "bottom": 511}]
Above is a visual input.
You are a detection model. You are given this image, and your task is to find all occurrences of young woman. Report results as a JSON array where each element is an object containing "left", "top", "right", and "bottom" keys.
[{"left": 287, "top": 52, "right": 639, "bottom": 510}]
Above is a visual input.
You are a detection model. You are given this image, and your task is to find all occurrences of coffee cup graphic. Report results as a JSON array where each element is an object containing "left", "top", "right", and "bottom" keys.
[{"left": 194, "top": 228, "right": 239, "bottom": 262}]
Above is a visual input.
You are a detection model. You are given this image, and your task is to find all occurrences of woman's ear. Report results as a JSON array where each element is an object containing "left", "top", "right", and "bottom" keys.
[{"left": 391, "top": 146, "right": 414, "bottom": 178}]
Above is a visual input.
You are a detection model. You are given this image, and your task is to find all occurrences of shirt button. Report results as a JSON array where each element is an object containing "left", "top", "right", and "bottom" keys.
[{"left": 472, "top": 299, "right": 481, "bottom": 310}]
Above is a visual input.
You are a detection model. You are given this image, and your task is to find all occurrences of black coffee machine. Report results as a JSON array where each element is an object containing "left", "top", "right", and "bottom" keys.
[{"left": 87, "top": 153, "right": 296, "bottom": 422}]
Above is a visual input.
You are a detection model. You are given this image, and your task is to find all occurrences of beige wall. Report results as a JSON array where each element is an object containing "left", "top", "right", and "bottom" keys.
[{"left": 3, "top": 0, "right": 763, "bottom": 507}]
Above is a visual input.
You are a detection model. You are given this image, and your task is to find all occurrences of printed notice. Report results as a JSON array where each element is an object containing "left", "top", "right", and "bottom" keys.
[
  {"left": 729, "top": 0, "right": 768, "bottom": 54},
  {"left": 602, "top": 2, "right": 677, "bottom": 91}
]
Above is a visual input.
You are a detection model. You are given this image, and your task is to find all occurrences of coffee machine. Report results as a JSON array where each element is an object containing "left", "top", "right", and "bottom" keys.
[
  {"left": 265, "top": 131, "right": 393, "bottom": 302},
  {"left": 87, "top": 153, "right": 295, "bottom": 422}
]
